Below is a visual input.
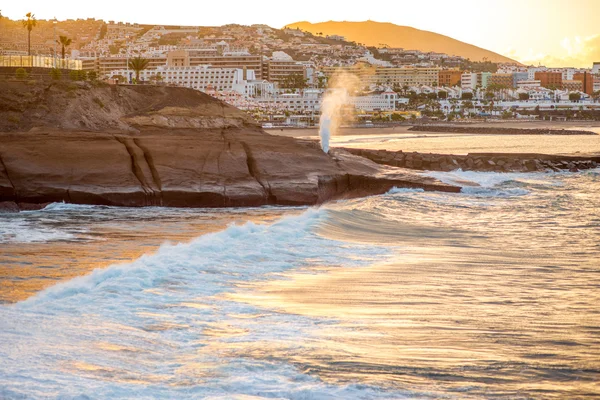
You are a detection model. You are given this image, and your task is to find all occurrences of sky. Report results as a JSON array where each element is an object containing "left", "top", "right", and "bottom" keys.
[{"left": 2, "top": 0, "right": 599, "bottom": 67}]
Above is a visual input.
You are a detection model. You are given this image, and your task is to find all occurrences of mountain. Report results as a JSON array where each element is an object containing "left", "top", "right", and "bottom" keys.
[{"left": 285, "top": 21, "right": 519, "bottom": 64}]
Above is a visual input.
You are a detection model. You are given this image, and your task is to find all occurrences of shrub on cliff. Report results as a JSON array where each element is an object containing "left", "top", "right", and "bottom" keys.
[
  {"left": 15, "top": 68, "right": 28, "bottom": 80},
  {"left": 69, "top": 70, "right": 88, "bottom": 81},
  {"left": 49, "top": 68, "right": 62, "bottom": 80}
]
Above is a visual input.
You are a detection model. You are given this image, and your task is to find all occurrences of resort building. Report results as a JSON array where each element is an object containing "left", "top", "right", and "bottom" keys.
[
  {"left": 109, "top": 65, "right": 255, "bottom": 92},
  {"left": 573, "top": 72, "right": 595, "bottom": 95},
  {"left": 512, "top": 72, "right": 529, "bottom": 88},
  {"left": 350, "top": 89, "right": 405, "bottom": 111},
  {"left": 262, "top": 52, "right": 307, "bottom": 86},
  {"left": 461, "top": 72, "right": 477, "bottom": 89},
  {"left": 535, "top": 71, "right": 563, "bottom": 89},
  {"left": 562, "top": 80, "right": 583, "bottom": 92},
  {"left": 438, "top": 69, "right": 462, "bottom": 87},
  {"left": 322, "top": 65, "right": 440, "bottom": 88},
  {"left": 254, "top": 90, "right": 322, "bottom": 113},
  {"left": 488, "top": 73, "right": 513, "bottom": 88}
]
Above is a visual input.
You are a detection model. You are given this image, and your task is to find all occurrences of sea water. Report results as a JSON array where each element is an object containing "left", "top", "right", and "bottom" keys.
[{"left": 1, "top": 158, "right": 599, "bottom": 398}]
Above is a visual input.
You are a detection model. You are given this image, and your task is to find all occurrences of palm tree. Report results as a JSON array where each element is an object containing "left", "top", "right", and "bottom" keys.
[
  {"left": 58, "top": 35, "right": 72, "bottom": 59},
  {"left": 22, "top": 12, "right": 37, "bottom": 56},
  {"left": 128, "top": 56, "right": 149, "bottom": 83}
]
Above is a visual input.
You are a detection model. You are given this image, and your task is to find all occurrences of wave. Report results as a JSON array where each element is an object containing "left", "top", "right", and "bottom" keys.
[
  {"left": 0, "top": 219, "right": 78, "bottom": 243},
  {"left": 1, "top": 207, "right": 403, "bottom": 398},
  {"left": 387, "top": 187, "right": 425, "bottom": 194},
  {"left": 34, "top": 202, "right": 109, "bottom": 212},
  {"left": 425, "top": 169, "right": 551, "bottom": 188},
  {"left": 18, "top": 207, "right": 390, "bottom": 310}
]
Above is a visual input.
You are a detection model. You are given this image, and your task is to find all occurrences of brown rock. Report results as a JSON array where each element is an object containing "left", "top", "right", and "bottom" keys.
[{"left": 0, "top": 201, "right": 19, "bottom": 213}]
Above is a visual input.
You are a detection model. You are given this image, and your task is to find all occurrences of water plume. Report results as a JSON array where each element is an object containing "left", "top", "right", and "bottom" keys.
[{"left": 319, "top": 72, "right": 360, "bottom": 153}]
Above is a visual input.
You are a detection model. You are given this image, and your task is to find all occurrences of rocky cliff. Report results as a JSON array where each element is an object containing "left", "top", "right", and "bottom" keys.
[{"left": 0, "top": 82, "right": 458, "bottom": 211}]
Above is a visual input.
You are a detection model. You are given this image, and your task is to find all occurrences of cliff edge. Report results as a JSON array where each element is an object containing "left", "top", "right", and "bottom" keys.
[{"left": 0, "top": 81, "right": 458, "bottom": 211}]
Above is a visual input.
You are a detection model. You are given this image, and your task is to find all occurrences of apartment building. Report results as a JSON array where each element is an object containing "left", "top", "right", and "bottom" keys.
[
  {"left": 573, "top": 72, "right": 595, "bottom": 95},
  {"left": 513, "top": 72, "right": 529, "bottom": 88},
  {"left": 186, "top": 50, "right": 262, "bottom": 79},
  {"left": 438, "top": 69, "right": 462, "bottom": 87},
  {"left": 110, "top": 65, "right": 254, "bottom": 92},
  {"left": 262, "top": 52, "right": 306, "bottom": 86},
  {"left": 97, "top": 56, "right": 167, "bottom": 76},
  {"left": 478, "top": 72, "right": 492, "bottom": 88},
  {"left": 488, "top": 73, "right": 514, "bottom": 88},
  {"left": 534, "top": 71, "right": 563, "bottom": 89},
  {"left": 254, "top": 90, "right": 322, "bottom": 112},
  {"left": 562, "top": 80, "right": 583, "bottom": 92},
  {"left": 351, "top": 89, "right": 402, "bottom": 111},
  {"left": 322, "top": 65, "right": 440, "bottom": 87},
  {"left": 461, "top": 72, "right": 477, "bottom": 89}
]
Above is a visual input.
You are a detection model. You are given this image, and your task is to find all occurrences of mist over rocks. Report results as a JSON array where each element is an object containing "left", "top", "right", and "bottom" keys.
[{"left": 0, "top": 81, "right": 458, "bottom": 212}]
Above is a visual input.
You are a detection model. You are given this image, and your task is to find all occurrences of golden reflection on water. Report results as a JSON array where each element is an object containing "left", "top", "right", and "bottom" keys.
[
  {"left": 0, "top": 210, "right": 291, "bottom": 303},
  {"left": 228, "top": 243, "right": 600, "bottom": 397}
]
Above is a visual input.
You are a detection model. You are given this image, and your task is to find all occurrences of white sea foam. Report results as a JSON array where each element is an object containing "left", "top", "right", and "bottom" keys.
[
  {"left": 0, "top": 219, "right": 77, "bottom": 243},
  {"left": 425, "top": 169, "right": 548, "bottom": 188},
  {"left": 1, "top": 208, "right": 402, "bottom": 399},
  {"left": 39, "top": 202, "right": 111, "bottom": 212},
  {"left": 387, "top": 187, "right": 426, "bottom": 194}
]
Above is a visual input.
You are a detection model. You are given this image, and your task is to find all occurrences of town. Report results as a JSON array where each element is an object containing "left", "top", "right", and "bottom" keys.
[{"left": 1, "top": 14, "right": 600, "bottom": 126}]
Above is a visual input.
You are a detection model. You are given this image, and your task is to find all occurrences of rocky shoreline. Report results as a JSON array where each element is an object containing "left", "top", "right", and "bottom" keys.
[
  {"left": 408, "top": 125, "right": 598, "bottom": 135},
  {"left": 1, "top": 82, "right": 597, "bottom": 213},
  {"left": 344, "top": 148, "right": 600, "bottom": 173},
  {"left": 0, "top": 82, "right": 461, "bottom": 213}
]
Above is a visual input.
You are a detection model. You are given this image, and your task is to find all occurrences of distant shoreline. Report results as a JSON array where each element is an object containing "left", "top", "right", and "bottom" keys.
[{"left": 270, "top": 121, "right": 600, "bottom": 138}]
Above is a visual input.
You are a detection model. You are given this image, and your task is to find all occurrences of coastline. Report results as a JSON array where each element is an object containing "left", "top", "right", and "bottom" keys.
[{"left": 270, "top": 120, "right": 600, "bottom": 138}]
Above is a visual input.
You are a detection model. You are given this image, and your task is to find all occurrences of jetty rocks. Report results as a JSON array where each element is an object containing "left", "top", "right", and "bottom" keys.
[
  {"left": 344, "top": 148, "right": 600, "bottom": 173},
  {"left": 409, "top": 125, "right": 598, "bottom": 135}
]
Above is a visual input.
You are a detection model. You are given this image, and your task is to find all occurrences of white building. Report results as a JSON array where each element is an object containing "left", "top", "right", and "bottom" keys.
[
  {"left": 254, "top": 90, "right": 322, "bottom": 112},
  {"left": 593, "top": 62, "right": 600, "bottom": 74},
  {"left": 517, "top": 80, "right": 542, "bottom": 89},
  {"left": 461, "top": 72, "right": 477, "bottom": 90},
  {"left": 350, "top": 89, "right": 404, "bottom": 111},
  {"left": 110, "top": 65, "right": 255, "bottom": 92},
  {"left": 527, "top": 67, "right": 547, "bottom": 80},
  {"left": 232, "top": 80, "right": 275, "bottom": 98}
]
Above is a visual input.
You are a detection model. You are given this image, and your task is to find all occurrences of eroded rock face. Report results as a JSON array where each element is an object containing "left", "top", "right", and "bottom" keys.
[
  {"left": 0, "top": 130, "right": 459, "bottom": 211},
  {"left": 0, "top": 82, "right": 459, "bottom": 212}
]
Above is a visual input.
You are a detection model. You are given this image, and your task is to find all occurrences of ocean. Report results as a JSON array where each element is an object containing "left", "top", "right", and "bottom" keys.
[{"left": 1, "top": 134, "right": 599, "bottom": 399}]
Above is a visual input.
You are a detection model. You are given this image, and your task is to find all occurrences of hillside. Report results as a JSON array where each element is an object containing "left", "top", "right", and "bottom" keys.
[{"left": 286, "top": 21, "right": 519, "bottom": 64}]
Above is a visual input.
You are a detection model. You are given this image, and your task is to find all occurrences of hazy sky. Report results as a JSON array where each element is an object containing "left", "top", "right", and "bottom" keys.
[{"left": 2, "top": 0, "right": 599, "bottom": 67}]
